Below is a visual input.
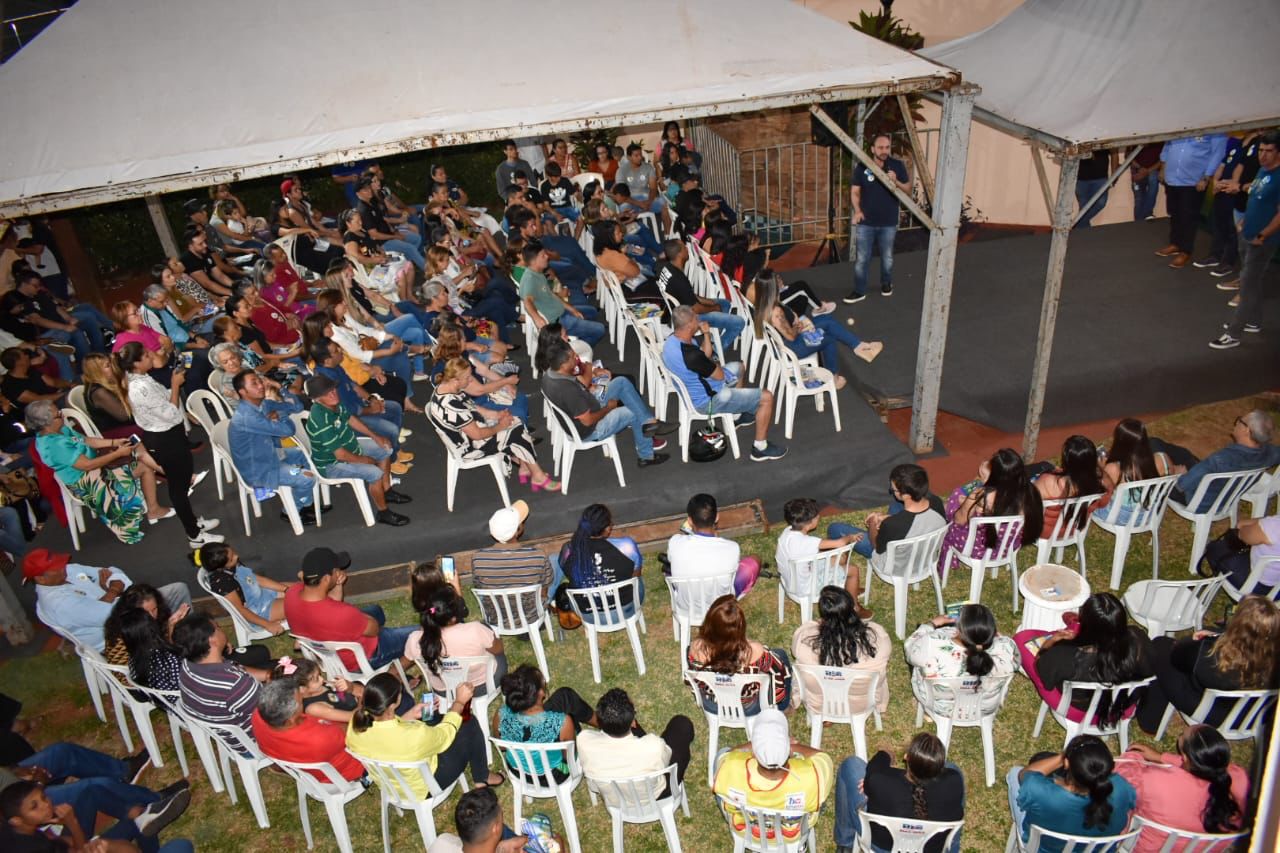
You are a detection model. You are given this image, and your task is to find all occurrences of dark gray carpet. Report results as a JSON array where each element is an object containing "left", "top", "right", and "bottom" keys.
[
  {"left": 786, "top": 219, "right": 1280, "bottom": 432},
  {"left": 16, "top": 342, "right": 911, "bottom": 594}
]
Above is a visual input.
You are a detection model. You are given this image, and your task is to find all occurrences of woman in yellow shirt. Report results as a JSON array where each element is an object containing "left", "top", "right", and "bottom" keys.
[{"left": 345, "top": 673, "right": 502, "bottom": 798}]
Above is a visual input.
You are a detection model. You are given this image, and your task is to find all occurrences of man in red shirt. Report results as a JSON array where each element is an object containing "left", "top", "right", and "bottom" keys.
[
  {"left": 282, "top": 547, "right": 416, "bottom": 673},
  {"left": 251, "top": 678, "right": 364, "bottom": 782}
]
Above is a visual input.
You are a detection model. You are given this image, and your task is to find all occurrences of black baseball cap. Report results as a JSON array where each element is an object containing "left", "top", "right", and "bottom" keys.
[
  {"left": 301, "top": 547, "right": 351, "bottom": 581},
  {"left": 304, "top": 374, "right": 337, "bottom": 399},
  {"left": 183, "top": 198, "right": 207, "bottom": 216}
]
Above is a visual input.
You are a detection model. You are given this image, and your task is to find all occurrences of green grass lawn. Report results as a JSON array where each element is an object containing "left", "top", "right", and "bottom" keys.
[{"left": 5, "top": 396, "right": 1272, "bottom": 852}]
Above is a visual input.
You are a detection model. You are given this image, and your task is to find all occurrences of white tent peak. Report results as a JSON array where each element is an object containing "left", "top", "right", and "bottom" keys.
[
  {"left": 924, "top": 0, "right": 1280, "bottom": 151},
  {"left": 0, "top": 0, "right": 957, "bottom": 214}
]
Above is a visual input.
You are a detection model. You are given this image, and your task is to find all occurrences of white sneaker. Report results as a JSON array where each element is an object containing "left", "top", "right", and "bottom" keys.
[
  {"left": 812, "top": 301, "right": 837, "bottom": 316},
  {"left": 187, "top": 470, "right": 209, "bottom": 495},
  {"left": 188, "top": 530, "right": 226, "bottom": 548},
  {"left": 196, "top": 517, "right": 221, "bottom": 532},
  {"left": 412, "top": 373, "right": 431, "bottom": 382},
  {"left": 399, "top": 428, "right": 413, "bottom": 440}
]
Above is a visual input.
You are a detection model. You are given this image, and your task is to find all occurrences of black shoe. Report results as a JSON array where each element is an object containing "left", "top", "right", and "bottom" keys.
[
  {"left": 376, "top": 509, "right": 410, "bottom": 526},
  {"left": 124, "top": 751, "right": 151, "bottom": 785},
  {"left": 532, "top": 435, "right": 545, "bottom": 445},
  {"left": 642, "top": 420, "right": 678, "bottom": 437},
  {"left": 284, "top": 507, "right": 318, "bottom": 526},
  {"left": 1210, "top": 266, "right": 1235, "bottom": 278},
  {"left": 881, "top": 283, "right": 893, "bottom": 296},
  {"left": 842, "top": 293, "right": 866, "bottom": 304},
  {"left": 134, "top": 787, "right": 191, "bottom": 837},
  {"left": 734, "top": 414, "right": 753, "bottom": 429},
  {"left": 384, "top": 489, "right": 412, "bottom": 505},
  {"left": 1192, "top": 256, "right": 1220, "bottom": 269},
  {"left": 637, "top": 452, "right": 670, "bottom": 468}
]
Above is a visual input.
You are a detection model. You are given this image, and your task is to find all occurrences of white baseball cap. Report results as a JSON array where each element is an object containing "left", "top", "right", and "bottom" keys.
[
  {"left": 488, "top": 500, "right": 530, "bottom": 542},
  {"left": 750, "top": 709, "right": 791, "bottom": 769}
]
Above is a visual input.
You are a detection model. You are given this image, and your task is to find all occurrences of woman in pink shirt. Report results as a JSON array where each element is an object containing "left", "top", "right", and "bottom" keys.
[
  {"left": 1115, "top": 725, "right": 1248, "bottom": 852},
  {"left": 109, "top": 300, "right": 168, "bottom": 353}
]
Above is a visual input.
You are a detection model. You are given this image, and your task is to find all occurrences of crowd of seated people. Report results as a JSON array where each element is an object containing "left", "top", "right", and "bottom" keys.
[{"left": 7, "top": 131, "right": 1279, "bottom": 852}]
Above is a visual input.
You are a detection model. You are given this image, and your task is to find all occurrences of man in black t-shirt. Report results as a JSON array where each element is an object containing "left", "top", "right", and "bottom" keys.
[
  {"left": 539, "top": 161, "right": 580, "bottom": 234},
  {"left": 354, "top": 177, "right": 425, "bottom": 270},
  {"left": 1, "top": 272, "right": 90, "bottom": 363},
  {"left": 0, "top": 348, "right": 69, "bottom": 420},
  {"left": 1200, "top": 133, "right": 1263, "bottom": 282},
  {"left": 655, "top": 240, "right": 744, "bottom": 348},
  {"left": 179, "top": 227, "right": 237, "bottom": 299},
  {"left": 845, "top": 134, "right": 911, "bottom": 302}
]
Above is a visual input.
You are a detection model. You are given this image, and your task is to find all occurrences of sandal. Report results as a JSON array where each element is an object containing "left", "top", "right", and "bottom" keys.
[
  {"left": 475, "top": 772, "right": 506, "bottom": 789},
  {"left": 531, "top": 475, "right": 561, "bottom": 493},
  {"left": 518, "top": 471, "right": 531, "bottom": 485},
  {"left": 855, "top": 341, "right": 884, "bottom": 363}
]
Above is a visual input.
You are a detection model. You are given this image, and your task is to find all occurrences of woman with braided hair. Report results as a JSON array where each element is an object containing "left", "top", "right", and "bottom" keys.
[
  {"left": 833, "top": 732, "right": 966, "bottom": 853},
  {"left": 404, "top": 582, "right": 506, "bottom": 696},
  {"left": 1116, "top": 725, "right": 1248, "bottom": 851},
  {"left": 1008, "top": 734, "right": 1136, "bottom": 851},
  {"left": 556, "top": 503, "right": 643, "bottom": 619}
]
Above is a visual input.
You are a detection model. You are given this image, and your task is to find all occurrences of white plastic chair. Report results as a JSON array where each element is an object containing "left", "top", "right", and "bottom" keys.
[
  {"left": 471, "top": 585, "right": 557, "bottom": 680},
  {"left": 761, "top": 326, "right": 841, "bottom": 440},
  {"left": 543, "top": 398, "right": 626, "bottom": 495},
  {"left": 271, "top": 758, "right": 366, "bottom": 853},
  {"left": 126, "top": 683, "right": 194, "bottom": 781},
  {"left": 793, "top": 663, "right": 882, "bottom": 758},
  {"left": 351, "top": 751, "right": 468, "bottom": 852},
  {"left": 941, "top": 515, "right": 1025, "bottom": 611},
  {"left": 665, "top": 570, "right": 738, "bottom": 665},
  {"left": 409, "top": 653, "right": 499, "bottom": 764},
  {"left": 48, "top": 471, "right": 88, "bottom": 551},
  {"left": 1221, "top": 555, "right": 1280, "bottom": 602},
  {"left": 685, "top": 669, "right": 776, "bottom": 788},
  {"left": 66, "top": 384, "right": 90, "bottom": 418},
  {"left": 210, "top": 420, "right": 311, "bottom": 536},
  {"left": 1123, "top": 576, "right": 1224, "bottom": 637},
  {"left": 157, "top": 694, "right": 227, "bottom": 793},
  {"left": 1167, "top": 468, "right": 1267, "bottom": 575},
  {"left": 1005, "top": 823, "right": 1141, "bottom": 853},
  {"left": 37, "top": 605, "right": 110, "bottom": 724},
  {"left": 1090, "top": 474, "right": 1179, "bottom": 589},
  {"left": 492, "top": 738, "right": 585, "bottom": 853},
  {"left": 657, "top": 355, "right": 741, "bottom": 463},
  {"left": 1239, "top": 463, "right": 1280, "bottom": 518},
  {"left": 715, "top": 794, "right": 816, "bottom": 853},
  {"left": 777, "top": 541, "right": 855, "bottom": 624},
  {"left": 1155, "top": 686, "right": 1278, "bottom": 741},
  {"left": 856, "top": 811, "right": 964, "bottom": 852},
  {"left": 1032, "top": 676, "right": 1156, "bottom": 751},
  {"left": 292, "top": 634, "right": 411, "bottom": 690},
  {"left": 287, "top": 411, "right": 377, "bottom": 527},
  {"left": 186, "top": 389, "right": 234, "bottom": 500},
  {"left": 1036, "top": 493, "right": 1104, "bottom": 574},
  {"left": 863, "top": 525, "right": 948, "bottom": 639},
  {"left": 81, "top": 656, "right": 160, "bottom": 764},
  {"left": 61, "top": 407, "right": 101, "bottom": 438},
  {"left": 428, "top": 422, "right": 511, "bottom": 512},
  {"left": 1128, "top": 814, "right": 1248, "bottom": 852},
  {"left": 565, "top": 578, "right": 647, "bottom": 683},
  {"left": 195, "top": 567, "right": 285, "bottom": 648},
  {"left": 198, "top": 720, "right": 274, "bottom": 828},
  {"left": 585, "top": 764, "right": 689, "bottom": 853},
  {"left": 913, "top": 674, "right": 1014, "bottom": 787}
]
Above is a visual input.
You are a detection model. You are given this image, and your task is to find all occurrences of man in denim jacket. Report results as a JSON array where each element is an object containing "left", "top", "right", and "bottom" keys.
[{"left": 227, "top": 370, "right": 315, "bottom": 519}]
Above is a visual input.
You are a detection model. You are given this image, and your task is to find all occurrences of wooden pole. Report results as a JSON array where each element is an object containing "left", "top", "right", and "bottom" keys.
[{"left": 146, "top": 194, "right": 178, "bottom": 259}]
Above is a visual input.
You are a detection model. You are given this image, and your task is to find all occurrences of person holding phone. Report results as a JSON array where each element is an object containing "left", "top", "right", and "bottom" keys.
[{"left": 117, "top": 342, "right": 223, "bottom": 550}]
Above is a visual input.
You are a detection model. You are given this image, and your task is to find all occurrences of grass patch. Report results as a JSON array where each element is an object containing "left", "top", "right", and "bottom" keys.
[{"left": 4, "top": 395, "right": 1272, "bottom": 851}]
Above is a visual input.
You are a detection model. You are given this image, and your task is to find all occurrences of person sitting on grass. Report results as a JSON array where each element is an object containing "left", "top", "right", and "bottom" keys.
[
  {"left": 687, "top": 595, "right": 793, "bottom": 714},
  {"left": 776, "top": 498, "right": 873, "bottom": 620},
  {"left": 576, "top": 688, "right": 695, "bottom": 800},
  {"left": 666, "top": 492, "right": 763, "bottom": 598},
  {"left": 426, "top": 786, "right": 562, "bottom": 853},
  {"left": 791, "top": 586, "right": 892, "bottom": 720},
  {"left": 0, "top": 777, "right": 193, "bottom": 853},
  {"left": 1007, "top": 734, "right": 1136, "bottom": 849},
  {"left": 251, "top": 674, "right": 365, "bottom": 784},
  {"left": 493, "top": 665, "right": 598, "bottom": 783}
]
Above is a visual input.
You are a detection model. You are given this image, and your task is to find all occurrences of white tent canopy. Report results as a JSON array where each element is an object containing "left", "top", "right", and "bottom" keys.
[
  {"left": 924, "top": 0, "right": 1280, "bottom": 151},
  {"left": 0, "top": 0, "right": 956, "bottom": 215}
]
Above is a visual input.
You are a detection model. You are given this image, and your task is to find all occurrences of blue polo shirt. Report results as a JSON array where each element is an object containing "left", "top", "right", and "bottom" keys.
[
  {"left": 1161, "top": 136, "right": 1228, "bottom": 187},
  {"left": 1243, "top": 166, "right": 1280, "bottom": 245}
]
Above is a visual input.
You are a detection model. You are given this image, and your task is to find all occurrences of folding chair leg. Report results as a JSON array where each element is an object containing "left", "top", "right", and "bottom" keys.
[
  {"left": 706, "top": 722, "right": 720, "bottom": 789},
  {"left": 557, "top": 789, "right": 583, "bottom": 853},
  {"left": 166, "top": 713, "right": 190, "bottom": 777},
  {"left": 981, "top": 717, "right": 997, "bottom": 787},
  {"left": 1155, "top": 704, "right": 1175, "bottom": 739},
  {"left": 1032, "top": 703, "right": 1048, "bottom": 738},
  {"left": 323, "top": 794, "right": 355, "bottom": 853},
  {"left": 128, "top": 703, "right": 165, "bottom": 768},
  {"left": 1109, "top": 530, "right": 1131, "bottom": 589},
  {"left": 659, "top": 809, "right": 684, "bottom": 853},
  {"left": 586, "top": 628, "right": 603, "bottom": 684},
  {"left": 625, "top": 621, "right": 646, "bottom": 677},
  {"left": 446, "top": 458, "right": 458, "bottom": 511},
  {"left": 81, "top": 657, "right": 107, "bottom": 722},
  {"left": 296, "top": 782, "right": 314, "bottom": 850},
  {"left": 969, "top": 560, "right": 986, "bottom": 604},
  {"left": 237, "top": 761, "right": 270, "bottom": 828},
  {"left": 489, "top": 459, "right": 511, "bottom": 508},
  {"left": 893, "top": 580, "right": 908, "bottom": 640},
  {"left": 352, "top": 483, "right": 376, "bottom": 527},
  {"left": 561, "top": 448, "right": 576, "bottom": 494},
  {"left": 529, "top": 629, "right": 551, "bottom": 681}
]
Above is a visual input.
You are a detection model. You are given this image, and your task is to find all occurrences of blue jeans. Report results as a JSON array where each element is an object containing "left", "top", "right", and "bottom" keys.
[
  {"left": 277, "top": 448, "right": 315, "bottom": 507},
  {"left": 70, "top": 304, "right": 111, "bottom": 352},
  {"left": 853, "top": 224, "right": 897, "bottom": 295},
  {"left": 0, "top": 505, "right": 27, "bottom": 558},
  {"left": 323, "top": 439, "right": 392, "bottom": 484},
  {"left": 829, "top": 521, "right": 873, "bottom": 559},
  {"left": 383, "top": 314, "right": 428, "bottom": 374},
  {"left": 43, "top": 326, "right": 92, "bottom": 364},
  {"left": 1074, "top": 177, "right": 1109, "bottom": 228},
  {"left": 466, "top": 294, "right": 518, "bottom": 341},
  {"left": 552, "top": 205, "right": 580, "bottom": 222},
  {"left": 1132, "top": 171, "right": 1160, "bottom": 221},
  {"left": 786, "top": 315, "right": 862, "bottom": 371},
  {"left": 360, "top": 604, "right": 417, "bottom": 668},
  {"left": 588, "top": 377, "right": 655, "bottom": 459},
  {"left": 561, "top": 312, "right": 606, "bottom": 347},
  {"left": 383, "top": 239, "right": 425, "bottom": 271},
  {"left": 835, "top": 756, "right": 964, "bottom": 852},
  {"left": 21, "top": 742, "right": 159, "bottom": 835},
  {"left": 363, "top": 404, "right": 404, "bottom": 453},
  {"left": 703, "top": 311, "right": 745, "bottom": 350},
  {"left": 479, "top": 390, "right": 530, "bottom": 424}
]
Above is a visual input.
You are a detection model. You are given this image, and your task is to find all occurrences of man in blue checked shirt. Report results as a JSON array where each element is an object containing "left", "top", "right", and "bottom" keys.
[{"left": 1156, "top": 134, "right": 1228, "bottom": 268}]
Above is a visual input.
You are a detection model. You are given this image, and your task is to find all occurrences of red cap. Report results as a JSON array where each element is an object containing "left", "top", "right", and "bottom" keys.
[
  {"left": 280, "top": 179, "right": 296, "bottom": 197},
  {"left": 22, "top": 548, "right": 70, "bottom": 583}
]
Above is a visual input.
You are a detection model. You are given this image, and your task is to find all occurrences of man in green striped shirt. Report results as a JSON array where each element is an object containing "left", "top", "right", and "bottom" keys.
[{"left": 304, "top": 375, "right": 411, "bottom": 527}]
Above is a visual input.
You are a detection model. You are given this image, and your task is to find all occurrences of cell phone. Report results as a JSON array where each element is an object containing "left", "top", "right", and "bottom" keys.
[
  {"left": 439, "top": 555, "right": 456, "bottom": 585},
  {"left": 128, "top": 434, "right": 141, "bottom": 446},
  {"left": 180, "top": 351, "right": 194, "bottom": 369},
  {"left": 945, "top": 601, "right": 966, "bottom": 619}
]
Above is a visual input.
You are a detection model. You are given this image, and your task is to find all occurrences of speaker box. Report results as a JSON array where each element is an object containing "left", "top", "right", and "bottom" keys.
[{"left": 810, "top": 103, "right": 850, "bottom": 147}]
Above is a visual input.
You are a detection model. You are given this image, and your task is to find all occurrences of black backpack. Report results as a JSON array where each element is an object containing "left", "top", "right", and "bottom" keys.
[{"left": 688, "top": 425, "right": 727, "bottom": 462}]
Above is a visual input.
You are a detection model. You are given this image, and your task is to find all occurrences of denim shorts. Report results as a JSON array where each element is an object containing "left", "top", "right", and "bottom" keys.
[
  {"left": 701, "top": 385, "right": 761, "bottom": 416},
  {"left": 321, "top": 440, "right": 391, "bottom": 484}
]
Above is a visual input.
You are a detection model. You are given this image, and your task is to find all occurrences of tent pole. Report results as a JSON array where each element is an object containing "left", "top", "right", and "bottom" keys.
[
  {"left": 145, "top": 194, "right": 178, "bottom": 259},
  {"left": 1022, "top": 155, "right": 1080, "bottom": 462},
  {"left": 1029, "top": 143, "right": 1055, "bottom": 220},
  {"left": 908, "top": 85, "right": 977, "bottom": 454},
  {"left": 1070, "top": 145, "right": 1142, "bottom": 228},
  {"left": 896, "top": 94, "right": 934, "bottom": 206},
  {"left": 809, "top": 105, "right": 937, "bottom": 230}
]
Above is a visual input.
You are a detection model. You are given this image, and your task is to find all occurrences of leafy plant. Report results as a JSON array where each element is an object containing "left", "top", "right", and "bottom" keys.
[{"left": 849, "top": 6, "right": 927, "bottom": 148}]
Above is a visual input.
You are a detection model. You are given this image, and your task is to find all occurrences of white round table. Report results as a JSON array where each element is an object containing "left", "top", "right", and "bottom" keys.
[{"left": 1018, "top": 563, "right": 1090, "bottom": 633}]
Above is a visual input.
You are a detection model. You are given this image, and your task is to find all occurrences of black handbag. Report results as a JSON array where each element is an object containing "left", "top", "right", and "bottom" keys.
[{"left": 1199, "top": 528, "right": 1249, "bottom": 579}]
